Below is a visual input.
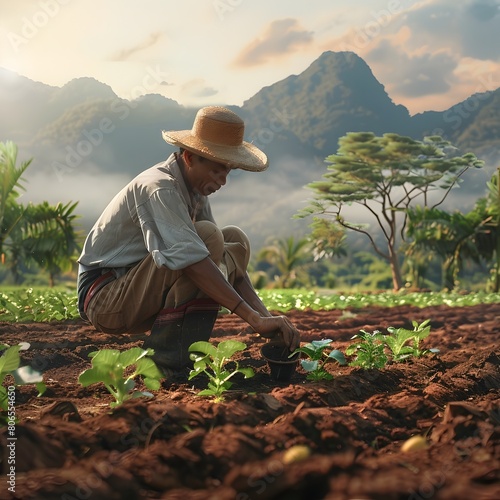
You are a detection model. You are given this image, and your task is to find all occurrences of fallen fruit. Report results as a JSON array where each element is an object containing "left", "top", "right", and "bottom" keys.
[
  {"left": 283, "top": 444, "right": 311, "bottom": 464},
  {"left": 401, "top": 435, "right": 428, "bottom": 452}
]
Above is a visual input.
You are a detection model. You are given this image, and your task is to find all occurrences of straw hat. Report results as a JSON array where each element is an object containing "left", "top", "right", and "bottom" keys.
[{"left": 162, "top": 106, "right": 268, "bottom": 172}]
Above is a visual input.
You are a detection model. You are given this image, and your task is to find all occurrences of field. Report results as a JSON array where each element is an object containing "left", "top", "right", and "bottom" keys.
[{"left": 0, "top": 298, "right": 499, "bottom": 499}]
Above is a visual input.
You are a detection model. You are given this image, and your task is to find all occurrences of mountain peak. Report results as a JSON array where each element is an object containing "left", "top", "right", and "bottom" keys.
[
  {"left": 58, "top": 76, "right": 117, "bottom": 101},
  {"left": 242, "top": 51, "right": 410, "bottom": 154}
]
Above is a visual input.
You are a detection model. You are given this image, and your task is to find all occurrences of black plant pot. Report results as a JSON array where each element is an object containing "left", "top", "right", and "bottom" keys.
[{"left": 260, "top": 343, "right": 299, "bottom": 382}]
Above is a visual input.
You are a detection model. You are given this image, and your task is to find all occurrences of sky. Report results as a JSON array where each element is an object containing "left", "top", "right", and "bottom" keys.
[{"left": 1, "top": 0, "right": 499, "bottom": 115}]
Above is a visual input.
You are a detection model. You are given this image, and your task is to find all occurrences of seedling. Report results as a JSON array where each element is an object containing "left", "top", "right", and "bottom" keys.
[
  {"left": 78, "top": 347, "right": 163, "bottom": 408},
  {"left": 188, "top": 340, "right": 254, "bottom": 401},
  {"left": 291, "top": 339, "right": 346, "bottom": 381},
  {"left": 386, "top": 319, "right": 439, "bottom": 359},
  {"left": 0, "top": 343, "right": 46, "bottom": 425},
  {"left": 345, "top": 330, "right": 388, "bottom": 369}
]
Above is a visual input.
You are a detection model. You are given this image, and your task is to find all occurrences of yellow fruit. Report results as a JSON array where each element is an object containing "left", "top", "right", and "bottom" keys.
[
  {"left": 283, "top": 445, "right": 311, "bottom": 464},
  {"left": 401, "top": 435, "right": 428, "bottom": 452}
]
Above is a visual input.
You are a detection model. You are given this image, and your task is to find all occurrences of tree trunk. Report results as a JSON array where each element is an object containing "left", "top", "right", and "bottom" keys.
[{"left": 388, "top": 246, "right": 403, "bottom": 291}]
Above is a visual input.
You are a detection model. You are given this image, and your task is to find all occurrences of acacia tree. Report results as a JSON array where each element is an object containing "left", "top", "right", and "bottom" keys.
[
  {"left": 0, "top": 141, "right": 81, "bottom": 285},
  {"left": 295, "top": 132, "right": 483, "bottom": 290}
]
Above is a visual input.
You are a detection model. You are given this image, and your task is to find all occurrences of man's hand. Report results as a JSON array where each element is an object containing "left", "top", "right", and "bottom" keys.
[{"left": 252, "top": 315, "right": 301, "bottom": 351}]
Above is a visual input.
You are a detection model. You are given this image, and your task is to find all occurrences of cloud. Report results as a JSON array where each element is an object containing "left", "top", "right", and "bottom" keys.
[
  {"left": 233, "top": 18, "right": 314, "bottom": 67},
  {"left": 322, "top": 0, "right": 500, "bottom": 113},
  {"left": 109, "top": 32, "right": 164, "bottom": 61},
  {"left": 367, "top": 38, "right": 458, "bottom": 97},
  {"left": 393, "top": 0, "right": 500, "bottom": 62},
  {"left": 180, "top": 79, "right": 218, "bottom": 99}
]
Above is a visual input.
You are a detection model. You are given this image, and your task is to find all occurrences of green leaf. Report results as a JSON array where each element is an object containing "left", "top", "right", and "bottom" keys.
[
  {"left": 135, "top": 357, "right": 163, "bottom": 379},
  {"left": 310, "top": 339, "right": 333, "bottom": 349},
  {"left": 117, "top": 347, "right": 148, "bottom": 367},
  {"left": 301, "top": 359, "right": 319, "bottom": 372},
  {"left": 292, "top": 346, "right": 317, "bottom": 359},
  {"left": 238, "top": 367, "right": 255, "bottom": 379},
  {"left": 36, "top": 382, "right": 47, "bottom": 396},
  {"left": 216, "top": 340, "right": 247, "bottom": 359},
  {"left": 89, "top": 349, "right": 121, "bottom": 367},
  {"left": 345, "top": 344, "right": 359, "bottom": 356},
  {"left": 78, "top": 365, "right": 116, "bottom": 387},
  {"left": 328, "top": 349, "right": 347, "bottom": 365},
  {"left": 189, "top": 341, "right": 218, "bottom": 358},
  {"left": 0, "top": 345, "right": 21, "bottom": 373},
  {"left": 197, "top": 388, "right": 217, "bottom": 397},
  {"left": 143, "top": 377, "right": 161, "bottom": 391}
]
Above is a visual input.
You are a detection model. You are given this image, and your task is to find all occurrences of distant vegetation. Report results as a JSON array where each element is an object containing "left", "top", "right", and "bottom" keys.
[
  {"left": 2, "top": 287, "right": 500, "bottom": 323},
  {"left": 0, "top": 141, "right": 82, "bottom": 287}
]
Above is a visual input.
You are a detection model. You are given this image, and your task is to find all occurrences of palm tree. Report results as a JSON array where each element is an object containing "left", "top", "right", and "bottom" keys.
[
  {"left": 405, "top": 205, "right": 491, "bottom": 290},
  {"left": 0, "top": 141, "right": 31, "bottom": 257},
  {"left": 257, "top": 236, "right": 312, "bottom": 288},
  {"left": 475, "top": 168, "right": 500, "bottom": 293},
  {"left": 21, "top": 201, "right": 81, "bottom": 287},
  {"left": 0, "top": 141, "right": 81, "bottom": 285}
]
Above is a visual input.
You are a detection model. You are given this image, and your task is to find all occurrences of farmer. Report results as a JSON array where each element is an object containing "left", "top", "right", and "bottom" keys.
[{"left": 77, "top": 106, "right": 301, "bottom": 377}]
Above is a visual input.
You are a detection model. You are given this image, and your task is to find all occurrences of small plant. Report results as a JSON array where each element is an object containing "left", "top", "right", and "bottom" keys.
[
  {"left": 345, "top": 330, "right": 388, "bottom": 369},
  {"left": 188, "top": 340, "right": 254, "bottom": 401},
  {"left": 291, "top": 339, "right": 346, "bottom": 381},
  {"left": 78, "top": 347, "right": 163, "bottom": 408},
  {"left": 0, "top": 343, "right": 46, "bottom": 425},
  {"left": 386, "top": 319, "right": 439, "bottom": 359}
]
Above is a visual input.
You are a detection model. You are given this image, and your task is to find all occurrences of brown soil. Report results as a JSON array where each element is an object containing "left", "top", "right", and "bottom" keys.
[{"left": 1, "top": 303, "right": 499, "bottom": 500}]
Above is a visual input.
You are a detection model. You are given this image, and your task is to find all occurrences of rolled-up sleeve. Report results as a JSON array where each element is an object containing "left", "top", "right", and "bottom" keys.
[{"left": 138, "top": 188, "right": 210, "bottom": 270}]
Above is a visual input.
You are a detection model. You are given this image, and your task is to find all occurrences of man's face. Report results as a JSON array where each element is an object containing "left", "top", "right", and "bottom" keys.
[{"left": 183, "top": 151, "right": 231, "bottom": 196}]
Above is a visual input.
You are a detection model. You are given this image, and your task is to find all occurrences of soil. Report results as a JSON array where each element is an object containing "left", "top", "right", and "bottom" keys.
[{"left": 0, "top": 303, "right": 499, "bottom": 500}]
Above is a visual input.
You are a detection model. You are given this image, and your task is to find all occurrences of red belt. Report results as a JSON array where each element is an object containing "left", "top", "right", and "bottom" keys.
[{"left": 83, "top": 270, "right": 115, "bottom": 313}]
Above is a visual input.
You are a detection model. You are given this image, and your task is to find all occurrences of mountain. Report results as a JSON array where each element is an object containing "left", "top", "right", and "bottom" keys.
[
  {"left": 241, "top": 51, "right": 412, "bottom": 158},
  {"left": 1, "top": 52, "right": 499, "bottom": 247}
]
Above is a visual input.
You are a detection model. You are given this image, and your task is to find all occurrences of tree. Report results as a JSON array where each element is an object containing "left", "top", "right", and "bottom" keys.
[
  {"left": 295, "top": 132, "right": 483, "bottom": 290},
  {"left": 257, "top": 236, "right": 312, "bottom": 288},
  {"left": 483, "top": 168, "right": 500, "bottom": 291},
  {"left": 405, "top": 205, "right": 487, "bottom": 290},
  {"left": 0, "top": 141, "right": 31, "bottom": 257},
  {"left": 0, "top": 141, "right": 81, "bottom": 285},
  {"left": 406, "top": 168, "right": 500, "bottom": 291},
  {"left": 21, "top": 201, "right": 81, "bottom": 287},
  {"left": 308, "top": 217, "right": 347, "bottom": 261}
]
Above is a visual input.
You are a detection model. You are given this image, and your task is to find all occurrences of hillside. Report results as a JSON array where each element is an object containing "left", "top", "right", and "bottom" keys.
[{"left": 1, "top": 51, "right": 498, "bottom": 246}]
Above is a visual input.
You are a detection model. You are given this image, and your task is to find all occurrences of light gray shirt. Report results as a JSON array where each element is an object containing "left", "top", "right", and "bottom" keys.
[{"left": 78, "top": 153, "right": 214, "bottom": 273}]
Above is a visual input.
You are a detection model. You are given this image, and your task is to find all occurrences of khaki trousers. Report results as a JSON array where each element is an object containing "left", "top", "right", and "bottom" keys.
[{"left": 85, "top": 222, "right": 250, "bottom": 334}]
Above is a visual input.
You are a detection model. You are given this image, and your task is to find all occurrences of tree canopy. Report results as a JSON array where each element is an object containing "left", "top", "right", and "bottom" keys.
[{"left": 295, "top": 132, "right": 483, "bottom": 290}]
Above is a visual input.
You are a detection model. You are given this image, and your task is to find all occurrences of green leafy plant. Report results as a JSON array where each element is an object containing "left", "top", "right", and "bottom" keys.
[
  {"left": 188, "top": 340, "right": 255, "bottom": 401},
  {"left": 291, "top": 339, "right": 346, "bottom": 381},
  {"left": 0, "top": 342, "right": 46, "bottom": 425},
  {"left": 3, "top": 288, "right": 500, "bottom": 322},
  {"left": 0, "top": 288, "right": 79, "bottom": 322},
  {"left": 345, "top": 330, "right": 388, "bottom": 369},
  {"left": 386, "top": 319, "right": 439, "bottom": 359},
  {"left": 78, "top": 347, "right": 163, "bottom": 408}
]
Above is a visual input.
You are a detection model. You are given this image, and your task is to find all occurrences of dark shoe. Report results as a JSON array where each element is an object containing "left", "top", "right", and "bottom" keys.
[{"left": 143, "top": 298, "right": 219, "bottom": 373}]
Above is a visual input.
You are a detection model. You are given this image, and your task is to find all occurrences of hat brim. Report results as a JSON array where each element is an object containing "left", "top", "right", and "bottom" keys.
[{"left": 162, "top": 130, "right": 268, "bottom": 172}]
